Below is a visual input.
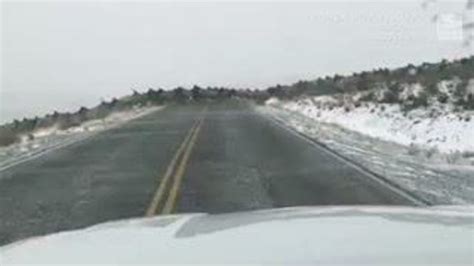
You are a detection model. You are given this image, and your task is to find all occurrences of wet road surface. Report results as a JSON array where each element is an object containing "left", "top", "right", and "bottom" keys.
[{"left": 0, "top": 100, "right": 415, "bottom": 245}]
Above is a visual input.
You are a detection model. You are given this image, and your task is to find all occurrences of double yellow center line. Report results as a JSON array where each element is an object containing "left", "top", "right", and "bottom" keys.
[{"left": 145, "top": 108, "right": 206, "bottom": 216}]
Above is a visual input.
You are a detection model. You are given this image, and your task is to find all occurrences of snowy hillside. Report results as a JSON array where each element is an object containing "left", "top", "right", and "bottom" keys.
[{"left": 266, "top": 79, "right": 474, "bottom": 156}]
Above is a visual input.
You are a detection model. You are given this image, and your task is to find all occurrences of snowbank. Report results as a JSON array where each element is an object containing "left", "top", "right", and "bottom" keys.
[{"left": 267, "top": 97, "right": 474, "bottom": 154}]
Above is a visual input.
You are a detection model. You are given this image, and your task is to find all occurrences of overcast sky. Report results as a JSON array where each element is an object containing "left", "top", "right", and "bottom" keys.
[{"left": 1, "top": 0, "right": 472, "bottom": 123}]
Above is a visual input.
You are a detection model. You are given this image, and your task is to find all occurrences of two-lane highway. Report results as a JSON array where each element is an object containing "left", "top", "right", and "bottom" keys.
[
  {"left": 145, "top": 106, "right": 207, "bottom": 216},
  {"left": 0, "top": 100, "right": 415, "bottom": 246}
]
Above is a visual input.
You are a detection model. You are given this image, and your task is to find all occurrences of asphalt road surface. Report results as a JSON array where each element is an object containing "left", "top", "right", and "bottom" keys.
[{"left": 0, "top": 100, "right": 416, "bottom": 246}]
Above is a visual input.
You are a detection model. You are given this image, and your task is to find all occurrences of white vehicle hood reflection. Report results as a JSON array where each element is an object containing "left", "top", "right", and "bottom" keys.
[{"left": 1, "top": 206, "right": 473, "bottom": 265}]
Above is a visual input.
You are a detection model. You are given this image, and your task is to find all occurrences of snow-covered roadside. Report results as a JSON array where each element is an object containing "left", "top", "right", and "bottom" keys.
[
  {"left": 0, "top": 106, "right": 164, "bottom": 172},
  {"left": 276, "top": 97, "right": 474, "bottom": 156},
  {"left": 257, "top": 101, "right": 474, "bottom": 204}
]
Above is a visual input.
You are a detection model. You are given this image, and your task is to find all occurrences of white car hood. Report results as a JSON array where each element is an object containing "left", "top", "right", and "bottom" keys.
[{"left": 1, "top": 206, "right": 473, "bottom": 265}]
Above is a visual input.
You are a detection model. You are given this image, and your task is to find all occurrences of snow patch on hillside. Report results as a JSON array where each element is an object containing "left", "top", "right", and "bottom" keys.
[{"left": 267, "top": 97, "right": 474, "bottom": 155}]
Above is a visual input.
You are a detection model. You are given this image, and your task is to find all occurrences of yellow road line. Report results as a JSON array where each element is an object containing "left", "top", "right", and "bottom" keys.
[
  {"left": 161, "top": 116, "right": 204, "bottom": 214},
  {"left": 144, "top": 120, "right": 199, "bottom": 217}
]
